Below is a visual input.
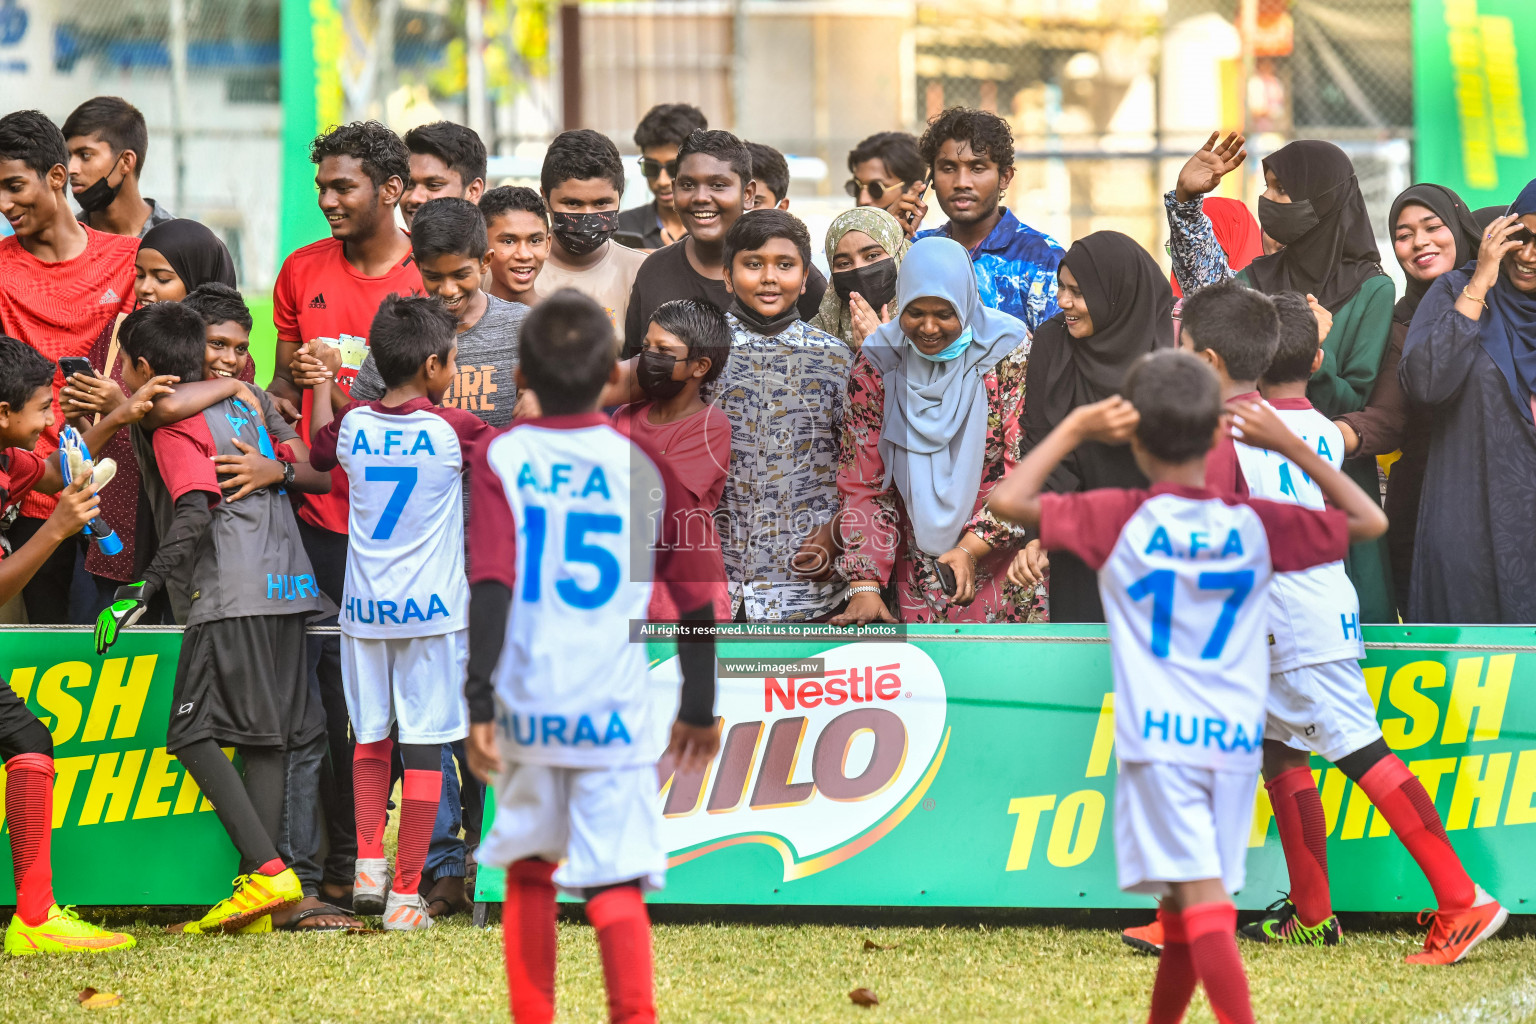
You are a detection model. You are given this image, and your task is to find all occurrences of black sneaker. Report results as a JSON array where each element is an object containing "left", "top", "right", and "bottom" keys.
[{"left": 1240, "top": 895, "right": 1342, "bottom": 946}]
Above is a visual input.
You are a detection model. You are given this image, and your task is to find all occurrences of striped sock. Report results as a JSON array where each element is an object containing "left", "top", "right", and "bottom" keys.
[
  {"left": 1147, "top": 906, "right": 1196, "bottom": 1024},
  {"left": 393, "top": 769, "right": 441, "bottom": 896},
  {"left": 1266, "top": 767, "right": 1332, "bottom": 926},
  {"left": 5, "top": 753, "right": 56, "bottom": 927},
  {"left": 504, "top": 859, "right": 558, "bottom": 1024},
  {"left": 352, "top": 738, "right": 393, "bottom": 860},
  {"left": 1359, "top": 755, "right": 1475, "bottom": 910},
  {"left": 1184, "top": 901, "right": 1253, "bottom": 1024},
  {"left": 588, "top": 885, "right": 656, "bottom": 1024}
]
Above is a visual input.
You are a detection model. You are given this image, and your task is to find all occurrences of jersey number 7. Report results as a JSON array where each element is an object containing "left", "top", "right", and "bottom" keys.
[
  {"left": 1127, "top": 569, "right": 1254, "bottom": 660},
  {"left": 364, "top": 466, "right": 418, "bottom": 540}
]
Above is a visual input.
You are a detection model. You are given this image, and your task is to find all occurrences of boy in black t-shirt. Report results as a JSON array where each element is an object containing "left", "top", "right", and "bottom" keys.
[{"left": 621, "top": 130, "right": 828, "bottom": 357}]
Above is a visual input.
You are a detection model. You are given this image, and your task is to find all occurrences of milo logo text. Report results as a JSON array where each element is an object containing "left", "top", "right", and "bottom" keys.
[{"left": 654, "top": 643, "right": 948, "bottom": 881}]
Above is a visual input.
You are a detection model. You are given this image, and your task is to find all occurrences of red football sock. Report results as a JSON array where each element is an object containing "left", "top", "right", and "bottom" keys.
[
  {"left": 1147, "top": 906, "right": 1196, "bottom": 1024},
  {"left": 1184, "top": 902, "right": 1253, "bottom": 1024},
  {"left": 504, "top": 859, "right": 558, "bottom": 1024},
  {"left": 1266, "top": 767, "right": 1332, "bottom": 925},
  {"left": 352, "top": 738, "right": 392, "bottom": 860},
  {"left": 393, "top": 768, "right": 441, "bottom": 896},
  {"left": 5, "top": 753, "right": 56, "bottom": 927},
  {"left": 587, "top": 885, "right": 656, "bottom": 1024},
  {"left": 1359, "top": 755, "right": 1475, "bottom": 910},
  {"left": 255, "top": 857, "right": 286, "bottom": 877}
]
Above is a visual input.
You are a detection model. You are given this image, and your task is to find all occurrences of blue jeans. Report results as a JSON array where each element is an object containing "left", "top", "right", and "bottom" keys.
[{"left": 280, "top": 730, "right": 327, "bottom": 897}]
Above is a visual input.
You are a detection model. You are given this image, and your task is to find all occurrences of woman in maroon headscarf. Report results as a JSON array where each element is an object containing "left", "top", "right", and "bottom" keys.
[{"left": 1169, "top": 196, "right": 1264, "bottom": 298}]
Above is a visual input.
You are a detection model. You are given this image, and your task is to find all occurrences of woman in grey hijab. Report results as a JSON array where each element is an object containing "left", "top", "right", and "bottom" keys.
[{"left": 832, "top": 236, "right": 1045, "bottom": 624}]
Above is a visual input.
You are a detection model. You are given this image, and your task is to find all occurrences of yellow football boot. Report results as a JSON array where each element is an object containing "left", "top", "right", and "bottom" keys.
[{"left": 5, "top": 905, "right": 136, "bottom": 956}]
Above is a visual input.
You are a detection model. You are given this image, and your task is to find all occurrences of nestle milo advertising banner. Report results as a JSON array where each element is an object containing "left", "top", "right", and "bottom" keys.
[
  {"left": 1413, "top": 0, "right": 1536, "bottom": 207},
  {"left": 1, "top": 626, "right": 1534, "bottom": 910}
]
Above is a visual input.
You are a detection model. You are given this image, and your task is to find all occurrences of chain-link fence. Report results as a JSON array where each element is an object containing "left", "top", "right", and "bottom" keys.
[
  {"left": 0, "top": 0, "right": 1417, "bottom": 283},
  {"left": 11, "top": 0, "right": 283, "bottom": 288}
]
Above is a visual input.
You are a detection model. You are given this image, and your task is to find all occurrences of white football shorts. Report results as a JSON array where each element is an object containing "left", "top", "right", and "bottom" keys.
[
  {"left": 478, "top": 760, "right": 667, "bottom": 894},
  {"left": 1266, "top": 658, "right": 1383, "bottom": 763},
  {"left": 339, "top": 630, "right": 470, "bottom": 745},
  {"left": 1115, "top": 761, "right": 1256, "bottom": 897}
]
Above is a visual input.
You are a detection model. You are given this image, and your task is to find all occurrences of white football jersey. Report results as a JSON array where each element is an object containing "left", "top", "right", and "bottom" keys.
[
  {"left": 1040, "top": 484, "right": 1348, "bottom": 773},
  {"left": 473, "top": 416, "right": 714, "bottom": 769},
  {"left": 1233, "top": 399, "right": 1365, "bottom": 671},
  {"left": 326, "top": 399, "right": 488, "bottom": 639}
]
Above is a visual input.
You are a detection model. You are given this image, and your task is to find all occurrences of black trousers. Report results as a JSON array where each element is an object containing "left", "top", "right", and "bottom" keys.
[{"left": 8, "top": 516, "right": 77, "bottom": 624}]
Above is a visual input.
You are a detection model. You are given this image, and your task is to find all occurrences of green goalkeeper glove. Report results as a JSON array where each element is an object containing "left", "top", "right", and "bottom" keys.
[{"left": 95, "top": 582, "right": 149, "bottom": 654}]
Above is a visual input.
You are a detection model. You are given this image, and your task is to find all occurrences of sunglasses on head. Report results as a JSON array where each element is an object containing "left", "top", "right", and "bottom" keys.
[
  {"left": 846, "top": 177, "right": 895, "bottom": 201},
  {"left": 640, "top": 157, "right": 679, "bottom": 180}
]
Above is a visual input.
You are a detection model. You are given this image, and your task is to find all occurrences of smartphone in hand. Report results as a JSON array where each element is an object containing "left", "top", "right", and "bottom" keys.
[
  {"left": 905, "top": 171, "right": 934, "bottom": 227},
  {"left": 59, "top": 356, "right": 96, "bottom": 380},
  {"left": 935, "top": 560, "right": 957, "bottom": 596}
]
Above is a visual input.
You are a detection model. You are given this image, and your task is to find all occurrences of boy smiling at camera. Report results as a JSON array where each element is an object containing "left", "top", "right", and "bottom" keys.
[
  {"left": 344, "top": 198, "right": 526, "bottom": 427},
  {"left": 711, "top": 209, "right": 852, "bottom": 622}
]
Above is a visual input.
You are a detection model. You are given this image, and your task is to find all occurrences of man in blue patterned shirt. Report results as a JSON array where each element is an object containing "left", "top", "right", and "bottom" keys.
[{"left": 914, "top": 107, "right": 1064, "bottom": 334}]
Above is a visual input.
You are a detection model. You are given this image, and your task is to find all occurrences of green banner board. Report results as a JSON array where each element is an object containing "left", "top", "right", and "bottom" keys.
[
  {"left": 1413, "top": 0, "right": 1536, "bottom": 206},
  {"left": 2, "top": 626, "right": 1534, "bottom": 911}
]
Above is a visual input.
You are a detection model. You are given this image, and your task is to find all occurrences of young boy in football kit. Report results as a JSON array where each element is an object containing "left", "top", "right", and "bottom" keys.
[{"left": 988, "top": 348, "right": 1388, "bottom": 1024}]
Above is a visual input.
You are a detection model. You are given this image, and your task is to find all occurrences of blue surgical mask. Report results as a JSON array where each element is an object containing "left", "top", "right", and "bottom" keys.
[{"left": 915, "top": 327, "right": 974, "bottom": 362}]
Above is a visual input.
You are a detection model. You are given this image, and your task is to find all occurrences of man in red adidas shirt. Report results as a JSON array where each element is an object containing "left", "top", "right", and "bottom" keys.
[
  {"left": 0, "top": 110, "right": 137, "bottom": 623},
  {"left": 269, "top": 121, "right": 422, "bottom": 916}
]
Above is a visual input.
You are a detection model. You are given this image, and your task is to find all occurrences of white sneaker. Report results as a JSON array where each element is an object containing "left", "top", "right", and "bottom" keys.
[
  {"left": 353, "top": 857, "right": 391, "bottom": 916},
  {"left": 383, "top": 890, "right": 433, "bottom": 931}
]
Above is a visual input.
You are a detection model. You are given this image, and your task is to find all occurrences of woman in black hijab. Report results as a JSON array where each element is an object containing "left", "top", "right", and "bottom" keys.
[
  {"left": 1016, "top": 230, "right": 1173, "bottom": 621},
  {"left": 135, "top": 218, "right": 239, "bottom": 304},
  {"left": 1251, "top": 141, "right": 1401, "bottom": 620},
  {"left": 62, "top": 219, "right": 245, "bottom": 615},
  {"left": 1247, "top": 141, "right": 1386, "bottom": 310},
  {"left": 1333, "top": 184, "right": 1482, "bottom": 612}
]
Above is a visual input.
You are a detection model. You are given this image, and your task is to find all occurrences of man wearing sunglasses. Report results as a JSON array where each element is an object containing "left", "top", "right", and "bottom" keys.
[
  {"left": 846, "top": 131, "right": 927, "bottom": 238},
  {"left": 617, "top": 103, "right": 708, "bottom": 252}
]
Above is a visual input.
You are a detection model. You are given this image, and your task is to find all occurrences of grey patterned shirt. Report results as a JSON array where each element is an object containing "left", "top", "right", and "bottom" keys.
[{"left": 707, "top": 314, "right": 853, "bottom": 621}]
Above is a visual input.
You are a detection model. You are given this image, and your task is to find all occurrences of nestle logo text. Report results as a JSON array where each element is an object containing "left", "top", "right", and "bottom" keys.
[{"left": 765, "top": 663, "right": 903, "bottom": 711}]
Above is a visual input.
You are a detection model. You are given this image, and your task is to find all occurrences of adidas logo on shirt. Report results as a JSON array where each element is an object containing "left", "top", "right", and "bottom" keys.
[
  {"left": 309, "top": 293, "right": 327, "bottom": 309},
  {"left": 98, "top": 287, "right": 119, "bottom": 305}
]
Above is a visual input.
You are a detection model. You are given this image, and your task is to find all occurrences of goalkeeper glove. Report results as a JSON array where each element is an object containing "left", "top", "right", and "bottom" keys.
[{"left": 95, "top": 582, "right": 149, "bottom": 654}]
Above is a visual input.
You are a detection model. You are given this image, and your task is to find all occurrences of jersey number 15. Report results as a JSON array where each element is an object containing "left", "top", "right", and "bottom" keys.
[{"left": 520, "top": 505, "right": 623, "bottom": 609}]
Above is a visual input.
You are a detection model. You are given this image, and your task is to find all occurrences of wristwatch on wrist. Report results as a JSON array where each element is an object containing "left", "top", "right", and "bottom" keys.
[{"left": 280, "top": 460, "right": 296, "bottom": 486}]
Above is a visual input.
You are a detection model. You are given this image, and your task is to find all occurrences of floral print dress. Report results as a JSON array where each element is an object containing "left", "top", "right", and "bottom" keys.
[{"left": 835, "top": 341, "right": 1047, "bottom": 623}]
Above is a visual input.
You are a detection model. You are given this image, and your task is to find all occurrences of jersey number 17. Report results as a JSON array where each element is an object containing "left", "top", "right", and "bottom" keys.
[{"left": 1128, "top": 569, "right": 1254, "bottom": 660}]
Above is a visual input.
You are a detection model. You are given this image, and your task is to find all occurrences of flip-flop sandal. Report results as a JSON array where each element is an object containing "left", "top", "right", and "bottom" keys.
[
  {"left": 319, "top": 889, "right": 355, "bottom": 914},
  {"left": 424, "top": 876, "right": 471, "bottom": 919},
  {"left": 276, "top": 903, "right": 359, "bottom": 932}
]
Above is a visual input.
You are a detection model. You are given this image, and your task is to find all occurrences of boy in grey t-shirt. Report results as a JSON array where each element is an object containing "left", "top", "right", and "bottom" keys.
[
  {"left": 352, "top": 198, "right": 525, "bottom": 427},
  {"left": 344, "top": 196, "right": 522, "bottom": 913}
]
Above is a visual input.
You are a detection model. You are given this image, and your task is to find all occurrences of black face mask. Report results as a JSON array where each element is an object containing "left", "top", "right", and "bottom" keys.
[
  {"left": 729, "top": 295, "right": 801, "bottom": 336},
  {"left": 74, "top": 169, "right": 124, "bottom": 215},
  {"left": 550, "top": 210, "right": 618, "bottom": 257},
  {"left": 831, "top": 259, "right": 899, "bottom": 312},
  {"left": 1257, "top": 196, "right": 1320, "bottom": 245},
  {"left": 637, "top": 348, "right": 688, "bottom": 400}
]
